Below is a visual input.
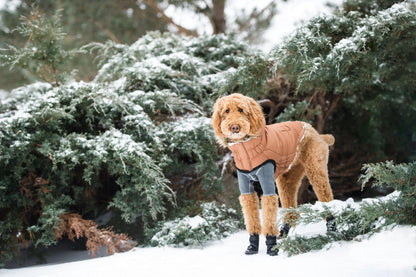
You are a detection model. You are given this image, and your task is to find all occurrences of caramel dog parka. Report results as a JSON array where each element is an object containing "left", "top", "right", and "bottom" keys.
[
  {"left": 228, "top": 121, "right": 305, "bottom": 178},
  {"left": 228, "top": 121, "right": 305, "bottom": 255}
]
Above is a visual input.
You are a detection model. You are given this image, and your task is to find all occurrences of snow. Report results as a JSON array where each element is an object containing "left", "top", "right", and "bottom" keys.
[
  {"left": 184, "top": 215, "right": 206, "bottom": 229},
  {"left": 1, "top": 225, "right": 414, "bottom": 277},
  {"left": 0, "top": 0, "right": 20, "bottom": 12},
  {"left": 0, "top": 89, "right": 9, "bottom": 100}
]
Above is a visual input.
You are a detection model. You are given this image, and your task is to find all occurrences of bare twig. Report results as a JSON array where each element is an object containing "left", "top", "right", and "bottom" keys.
[
  {"left": 92, "top": 18, "right": 121, "bottom": 44},
  {"left": 144, "top": 0, "right": 198, "bottom": 37},
  {"left": 237, "top": 1, "right": 275, "bottom": 32}
]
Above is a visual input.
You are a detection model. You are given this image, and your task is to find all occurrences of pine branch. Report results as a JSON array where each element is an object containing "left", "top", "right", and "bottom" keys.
[
  {"left": 276, "top": 161, "right": 416, "bottom": 256},
  {"left": 55, "top": 213, "right": 137, "bottom": 257},
  {"left": 0, "top": 8, "right": 75, "bottom": 86}
]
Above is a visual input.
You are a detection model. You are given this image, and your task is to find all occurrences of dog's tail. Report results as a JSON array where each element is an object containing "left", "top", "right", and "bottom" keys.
[{"left": 321, "top": 134, "right": 335, "bottom": 146}]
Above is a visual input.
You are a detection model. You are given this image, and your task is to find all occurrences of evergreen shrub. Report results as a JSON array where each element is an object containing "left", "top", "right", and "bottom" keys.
[{"left": 0, "top": 10, "right": 252, "bottom": 265}]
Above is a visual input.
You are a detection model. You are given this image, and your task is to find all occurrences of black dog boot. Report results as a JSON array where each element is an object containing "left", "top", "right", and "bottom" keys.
[
  {"left": 245, "top": 233, "right": 259, "bottom": 255},
  {"left": 265, "top": 235, "right": 278, "bottom": 256},
  {"left": 326, "top": 215, "right": 337, "bottom": 232},
  {"left": 278, "top": 222, "right": 291, "bottom": 239}
]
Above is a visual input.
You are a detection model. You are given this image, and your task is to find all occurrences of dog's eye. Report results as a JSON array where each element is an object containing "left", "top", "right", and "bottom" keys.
[
  {"left": 238, "top": 108, "right": 243, "bottom": 113},
  {"left": 225, "top": 109, "right": 230, "bottom": 113}
]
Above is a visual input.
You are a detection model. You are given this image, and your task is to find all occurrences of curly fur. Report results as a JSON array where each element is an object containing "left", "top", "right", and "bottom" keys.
[
  {"left": 212, "top": 93, "right": 265, "bottom": 147},
  {"left": 239, "top": 194, "right": 261, "bottom": 235},
  {"left": 212, "top": 93, "right": 335, "bottom": 234},
  {"left": 261, "top": 195, "right": 279, "bottom": 236}
]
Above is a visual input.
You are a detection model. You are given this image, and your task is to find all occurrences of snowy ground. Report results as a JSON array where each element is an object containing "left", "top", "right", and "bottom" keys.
[
  {"left": 2, "top": 196, "right": 416, "bottom": 277},
  {"left": 1, "top": 225, "right": 415, "bottom": 277}
]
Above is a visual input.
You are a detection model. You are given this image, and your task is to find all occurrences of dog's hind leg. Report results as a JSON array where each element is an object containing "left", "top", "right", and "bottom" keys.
[
  {"left": 276, "top": 163, "right": 305, "bottom": 210},
  {"left": 276, "top": 163, "right": 305, "bottom": 237},
  {"left": 301, "top": 138, "right": 337, "bottom": 232},
  {"left": 302, "top": 140, "right": 334, "bottom": 203},
  {"left": 305, "top": 157, "right": 337, "bottom": 232}
]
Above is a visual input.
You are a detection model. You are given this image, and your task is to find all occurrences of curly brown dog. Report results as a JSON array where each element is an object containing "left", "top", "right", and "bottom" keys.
[{"left": 212, "top": 93, "right": 335, "bottom": 255}]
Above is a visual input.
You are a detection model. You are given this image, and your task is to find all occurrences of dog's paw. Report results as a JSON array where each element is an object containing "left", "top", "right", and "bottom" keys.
[
  {"left": 326, "top": 215, "right": 337, "bottom": 232},
  {"left": 278, "top": 222, "right": 291, "bottom": 239}
]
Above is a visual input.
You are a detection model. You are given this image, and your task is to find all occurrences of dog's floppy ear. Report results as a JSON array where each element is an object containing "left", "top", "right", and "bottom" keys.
[
  {"left": 246, "top": 96, "right": 266, "bottom": 135},
  {"left": 212, "top": 97, "right": 225, "bottom": 138}
]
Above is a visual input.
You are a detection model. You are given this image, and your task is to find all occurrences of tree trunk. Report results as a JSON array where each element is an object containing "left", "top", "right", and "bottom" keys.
[
  {"left": 211, "top": 0, "right": 226, "bottom": 34},
  {"left": 315, "top": 92, "right": 342, "bottom": 133}
]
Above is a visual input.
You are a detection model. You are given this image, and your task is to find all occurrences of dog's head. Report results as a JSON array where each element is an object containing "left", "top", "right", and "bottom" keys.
[{"left": 212, "top": 93, "right": 265, "bottom": 146}]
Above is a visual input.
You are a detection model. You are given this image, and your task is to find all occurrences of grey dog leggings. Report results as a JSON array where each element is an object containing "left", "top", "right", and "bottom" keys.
[{"left": 237, "top": 161, "right": 277, "bottom": 196}]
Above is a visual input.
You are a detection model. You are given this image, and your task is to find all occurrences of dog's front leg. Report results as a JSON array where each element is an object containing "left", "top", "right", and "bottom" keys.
[
  {"left": 261, "top": 194, "right": 279, "bottom": 256},
  {"left": 239, "top": 193, "right": 261, "bottom": 254}
]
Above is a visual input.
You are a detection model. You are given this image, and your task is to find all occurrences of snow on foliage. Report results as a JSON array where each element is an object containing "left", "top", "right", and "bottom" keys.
[
  {"left": 0, "top": 31, "right": 252, "bottom": 264},
  {"left": 150, "top": 201, "right": 242, "bottom": 247},
  {"left": 271, "top": 1, "right": 416, "bottom": 94}
]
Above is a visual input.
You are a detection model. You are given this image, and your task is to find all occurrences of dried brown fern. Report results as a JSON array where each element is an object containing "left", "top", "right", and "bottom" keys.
[{"left": 55, "top": 213, "right": 137, "bottom": 257}]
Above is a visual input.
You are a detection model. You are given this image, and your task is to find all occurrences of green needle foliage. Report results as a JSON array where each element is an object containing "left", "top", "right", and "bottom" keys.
[
  {"left": 276, "top": 161, "right": 416, "bottom": 256},
  {"left": 149, "top": 201, "right": 243, "bottom": 247},
  {"left": 269, "top": 1, "right": 416, "bottom": 158},
  {"left": 1, "top": 8, "right": 81, "bottom": 86}
]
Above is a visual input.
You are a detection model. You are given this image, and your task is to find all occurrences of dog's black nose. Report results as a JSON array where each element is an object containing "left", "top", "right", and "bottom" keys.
[{"left": 231, "top": 124, "right": 240, "bottom": 133}]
